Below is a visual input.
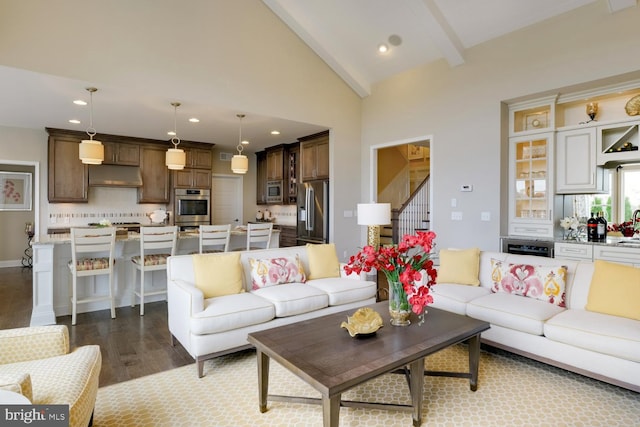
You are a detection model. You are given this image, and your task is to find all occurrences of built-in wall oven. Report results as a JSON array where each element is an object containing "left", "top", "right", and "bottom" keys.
[{"left": 174, "top": 188, "right": 210, "bottom": 229}]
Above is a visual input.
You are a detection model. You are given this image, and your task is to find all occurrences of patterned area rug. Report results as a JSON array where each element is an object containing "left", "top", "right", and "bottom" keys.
[{"left": 96, "top": 344, "right": 639, "bottom": 426}]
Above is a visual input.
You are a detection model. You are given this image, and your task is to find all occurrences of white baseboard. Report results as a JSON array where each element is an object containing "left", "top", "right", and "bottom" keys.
[{"left": 0, "top": 260, "right": 23, "bottom": 268}]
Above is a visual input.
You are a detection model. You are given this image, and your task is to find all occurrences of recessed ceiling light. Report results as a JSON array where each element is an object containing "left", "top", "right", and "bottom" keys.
[
  {"left": 378, "top": 44, "right": 388, "bottom": 53},
  {"left": 189, "top": 118, "right": 199, "bottom": 123},
  {"left": 241, "top": 140, "right": 249, "bottom": 145},
  {"left": 167, "top": 131, "right": 176, "bottom": 136},
  {"left": 270, "top": 130, "right": 280, "bottom": 135},
  {"left": 73, "top": 99, "right": 87, "bottom": 106},
  {"left": 68, "top": 119, "right": 81, "bottom": 124}
]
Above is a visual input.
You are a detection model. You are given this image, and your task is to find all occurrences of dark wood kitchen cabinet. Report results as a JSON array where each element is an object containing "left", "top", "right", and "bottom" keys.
[
  {"left": 173, "top": 169, "right": 211, "bottom": 189},
  {"left": 138, "top": 145, "right": 170, "bottom": 203},
  {"left": 47, "top": 131, "right": 88, "bottom": 203},
  {"left": 300, "top": 131, "right": 329, "bottom": 181},
  {"left": 256, "top": 151, "right": 267, "bottom": 205},
  {"left": 185, "top": 147, "right": 213, "bottom": 169},
  {"left": 278, "top": 225, "right": 297, "bottom": 247},
  {"left": 266, "top": 146, "right": 284, "bottom": 180},
  {"left": 103, "top": 141, "right": 140, "bottom": 166}
]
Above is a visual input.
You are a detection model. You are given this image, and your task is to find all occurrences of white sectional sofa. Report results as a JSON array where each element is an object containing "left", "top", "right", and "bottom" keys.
[
  {"left": 167, "top": 245, "right": 377, "bottom": 377},
  {"left": 432, "top": 249, "right": 640, "bottom": 392}
]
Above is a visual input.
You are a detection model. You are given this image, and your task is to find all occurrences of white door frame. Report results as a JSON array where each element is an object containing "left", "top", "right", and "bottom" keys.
[{"left": 368, "top": 135, "right": 434, "bottom": 228}]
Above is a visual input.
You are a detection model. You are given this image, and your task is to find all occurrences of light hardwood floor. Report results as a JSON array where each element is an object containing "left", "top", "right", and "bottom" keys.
[{"left": 0, "top": 266, "right": 194, "bottom": 387}]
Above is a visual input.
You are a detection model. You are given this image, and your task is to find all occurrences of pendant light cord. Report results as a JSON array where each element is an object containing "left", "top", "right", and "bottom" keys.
[
  {"left": 236, "top": 114, "right": 245, "bottom": 154},
  {"left": 171, "top": 102, "right": 181, "bottom": 148},
  {"left": 86, "top": 87, "right": 97, "bottom": 140}
]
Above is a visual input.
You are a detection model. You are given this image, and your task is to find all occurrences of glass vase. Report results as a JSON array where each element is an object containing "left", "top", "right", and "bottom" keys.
[{"left": 388, "top": 281, "right": 411, "bottom": 326}]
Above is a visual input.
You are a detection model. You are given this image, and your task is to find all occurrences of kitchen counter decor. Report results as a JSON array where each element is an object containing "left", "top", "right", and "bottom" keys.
[{"left": 560, "top": 216, "right": 580, "bottom": 240}]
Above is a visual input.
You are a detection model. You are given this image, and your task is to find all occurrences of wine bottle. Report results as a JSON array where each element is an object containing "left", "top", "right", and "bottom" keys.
[
  {"left": 587, "top": 212, "right": 597, "bottom": 242},
  {"left": 597, "top": 211, "right": 607, "bottom": 242}
]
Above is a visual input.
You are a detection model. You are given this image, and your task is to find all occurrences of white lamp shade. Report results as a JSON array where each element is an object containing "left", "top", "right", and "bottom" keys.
[
  {"left": 357, "top": 203, "right": 391, "bottom": 225},
  {"left": 79, "top": 139, "right": 104, "bottom": 164},
  {"left": 231, "top": 154, "right": 248, "bottom": 174},
  {"left": 165, "top": 148, "right": 186, "bottom": 170}
]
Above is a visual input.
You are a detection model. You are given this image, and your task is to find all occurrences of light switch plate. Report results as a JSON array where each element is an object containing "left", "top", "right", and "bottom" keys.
[
  {"left": 481, "top": 211, "right": 491, "bottom": 221},
  {"left": 451, "top": 211, "right": 463, "bottom": 221}
]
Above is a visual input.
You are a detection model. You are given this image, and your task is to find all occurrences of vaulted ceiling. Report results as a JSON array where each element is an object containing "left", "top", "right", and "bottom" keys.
[{"left": 0, "top": 0, "right": 636, "bottom": 151}]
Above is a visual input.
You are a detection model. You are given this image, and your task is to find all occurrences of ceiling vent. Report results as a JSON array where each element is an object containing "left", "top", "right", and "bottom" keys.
[{"left": 219, "top": 152, "right": 234, "bottom": 162}]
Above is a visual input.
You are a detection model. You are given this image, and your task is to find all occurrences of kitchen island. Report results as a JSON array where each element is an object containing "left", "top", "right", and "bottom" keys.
[{"left": 30, "top": 228, "right": 280, "bottom": 326}]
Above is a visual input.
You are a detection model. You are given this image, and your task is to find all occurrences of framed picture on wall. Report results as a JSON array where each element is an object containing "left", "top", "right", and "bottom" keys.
[
  {"left": 0, "top": 172, "right": 32, "bottom": 211},
  {"left": 408, "top": 144, "right": 424, "bottom": 160}
]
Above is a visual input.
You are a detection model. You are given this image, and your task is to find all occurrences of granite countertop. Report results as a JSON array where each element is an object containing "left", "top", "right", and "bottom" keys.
[
  {"left": 502, "top": 235, "right": 640, "bottom": 249},
  {"left": 36, "top": 227, "right": 279, "bottom": 245}
]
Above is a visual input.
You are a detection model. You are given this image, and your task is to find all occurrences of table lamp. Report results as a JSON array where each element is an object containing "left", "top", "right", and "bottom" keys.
[{"left": 357, "top": 203, "right": 391, "bottom": 249}]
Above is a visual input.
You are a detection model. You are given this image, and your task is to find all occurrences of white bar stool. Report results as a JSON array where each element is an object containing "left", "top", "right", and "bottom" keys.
[
  {"left": 68, "top": 227, "right": 117, "bottom": 325},
  {"left": 130, "top": 226, "right": 177, "bottom": 316}
]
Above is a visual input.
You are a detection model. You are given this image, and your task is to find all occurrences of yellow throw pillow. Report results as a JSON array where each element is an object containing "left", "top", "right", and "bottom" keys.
[
  {"left": 306, "top": 243, "right": 340, "bottom": 279},
  {"left": 586, "top": 260, "right": 640, "bottom": 320},
  {"left": 193, "top": 252, "right": 244, "bottom": 298},
  {"left": 436, "top": 248, "right": 480, "bottom": 286}
]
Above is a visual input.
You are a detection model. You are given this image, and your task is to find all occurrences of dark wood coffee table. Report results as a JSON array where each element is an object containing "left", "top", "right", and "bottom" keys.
[{"left": 247, "top": 301, "right": 490, "bottom": 427}]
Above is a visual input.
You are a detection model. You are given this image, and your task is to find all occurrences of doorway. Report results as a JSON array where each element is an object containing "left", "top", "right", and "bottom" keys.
[{"left": 211, "top": 174, "right": 243, "bottom": 227}]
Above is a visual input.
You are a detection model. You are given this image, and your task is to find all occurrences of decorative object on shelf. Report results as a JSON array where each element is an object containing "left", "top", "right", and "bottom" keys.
[
  {"left": 231, "top": 114, "right": 249, "bottom": 174},
  {"left": 0, "top": 172, "right": 32, "bottom": 211},
  {"left": 624, "top": 94, "right": 640, "bottom": 116},
  {"left": 340, "top": 307, "right": 383, "bottom": 337},
  {"left": 344, "top": 230, "right": 438, "bottom": 327},
  {"left": 560, "top": 216, "right": 580, "bottom": 240},
  {"left": 580, "top": 102, "right": 598, "bottom": 124},
  {"left": 165, "top": 102, "right": 186, "bottom": 170},
  {"left": 524, "top": 111, "right": 549, "bottom": 130},
  {"left": 21, "top": 222, "right": 34, "bottom": 268},
  {"left": 604, "top": 141, "right": 638, "bottom": 153},
  {"left": 357, "top": 203, "right": 391, "bottom": 250},
  {"left": 78, "top": 87, "right": 104, "bottom": 165}
]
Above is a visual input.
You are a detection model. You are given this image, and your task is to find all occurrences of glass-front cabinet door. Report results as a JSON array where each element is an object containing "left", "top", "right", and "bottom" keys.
[{"left": 509, "top": 132, "right": 554, "bottom": 237}]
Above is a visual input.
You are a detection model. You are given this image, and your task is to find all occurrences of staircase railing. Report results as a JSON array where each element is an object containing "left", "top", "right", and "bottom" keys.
[{"left": 391, "top": 175, "right": 430, "bottom": 243}]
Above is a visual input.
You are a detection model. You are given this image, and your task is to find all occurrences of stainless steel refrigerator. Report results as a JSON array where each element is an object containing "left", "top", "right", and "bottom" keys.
[{"left": 296, "top": 180, "right": 329, "bottom": 245}]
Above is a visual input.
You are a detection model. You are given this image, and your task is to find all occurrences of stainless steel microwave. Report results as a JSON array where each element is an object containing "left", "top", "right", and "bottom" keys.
[{"left": 266, "top": 180, "right": 283, "bottom": 204}]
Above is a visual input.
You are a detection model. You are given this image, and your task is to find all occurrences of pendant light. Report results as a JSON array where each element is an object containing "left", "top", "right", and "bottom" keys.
[
  {"left": 231, "top": 114, "right": 249, "bottom": 174},
  {"left": 78, "top": 87, "right": 104, "bottom": 164},
  {"left": 165, "top": 102, "right": 186, "bottom": 170}
]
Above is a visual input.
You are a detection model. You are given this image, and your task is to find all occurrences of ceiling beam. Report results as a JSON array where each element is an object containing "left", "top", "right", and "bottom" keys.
[
  {"left": 607, "top": 0, "right": 637, "bottom": 13},
  {"left": 415, "top": 0, "right": 465, "bottom": 67},
  {"left": 262, "top": 0, "right": 371, "bottom": 98}
]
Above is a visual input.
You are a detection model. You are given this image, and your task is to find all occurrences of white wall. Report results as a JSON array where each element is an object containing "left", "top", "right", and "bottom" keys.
[
  {"left": 0, "top": 0, "right": 363, "bottom": 259},
  {"left": 362, "top": 2, "right": 640, "bottom": 251}
]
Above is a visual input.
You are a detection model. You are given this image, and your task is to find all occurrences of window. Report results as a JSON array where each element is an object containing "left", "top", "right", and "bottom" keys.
[{"left": 577, "top": 164, "right": 640, "bottom": 224}]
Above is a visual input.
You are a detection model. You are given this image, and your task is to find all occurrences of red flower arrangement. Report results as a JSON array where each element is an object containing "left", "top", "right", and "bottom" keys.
[
  {"left": 344, "top": 231, "right": 438, "bottom": 315},
  {"left": 608, "top": 219, "right": 639, "bottom": 237}
]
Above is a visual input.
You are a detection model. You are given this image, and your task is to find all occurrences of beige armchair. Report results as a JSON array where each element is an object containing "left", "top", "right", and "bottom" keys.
[{"left": 0, "top": 325, "right": 101, "bottom": 427}]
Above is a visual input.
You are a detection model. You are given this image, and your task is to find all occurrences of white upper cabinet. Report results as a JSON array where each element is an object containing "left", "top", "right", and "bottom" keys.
[
  {"left": 508, "top": 132, "right": 555, "bottom": 238},
  {"left": 556, "top": 127, "right": 608, "bottom": 194}
]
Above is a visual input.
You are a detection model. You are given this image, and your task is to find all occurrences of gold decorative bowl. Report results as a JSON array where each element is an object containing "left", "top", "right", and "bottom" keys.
[{"left": 340, "top": 307, "right": 384, "bottom": 337}]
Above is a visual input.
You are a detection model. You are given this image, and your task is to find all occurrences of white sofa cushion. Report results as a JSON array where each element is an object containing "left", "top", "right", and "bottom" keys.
[
  {"left": 252, "top": 283, "right": 329, "bottom": 317},
  {"left": 431, "top": 284, "right": 492, "bottom": 315},
  {"left": 544, "top": 309, "right": 640, "bottom": 363},
  {"left": 190, "top": 293, "right": 275, "bottom": 335},
  {"left": 467, "top": 292, "right": 565, "bottom": 336},
  {"left": 306, "top": 278, "right": 376, "bottom": 306}
]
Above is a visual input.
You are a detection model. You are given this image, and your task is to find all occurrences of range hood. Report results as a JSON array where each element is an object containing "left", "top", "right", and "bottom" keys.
[{"left": 88, "top": 165, "right": 143, "bottom": 187}]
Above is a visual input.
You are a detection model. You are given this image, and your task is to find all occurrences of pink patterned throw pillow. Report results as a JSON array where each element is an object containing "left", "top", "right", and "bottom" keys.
[
  {"left": 250, "top": 255, "right": 306, "bottom": 290},
  {"left": 490, "top": 258, "right": 567, "bottom": 307}
]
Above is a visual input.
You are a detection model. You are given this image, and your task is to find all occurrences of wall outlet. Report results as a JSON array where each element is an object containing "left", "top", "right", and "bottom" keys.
[
  {"left": 451, "top": 211, "right": 463, "bottom": 221},
  {"left": 451, "top": 198, "right": 457, "bottom": 208},
  {"left": 481, "top": 211, "right": 491, "bottom": 221}
]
